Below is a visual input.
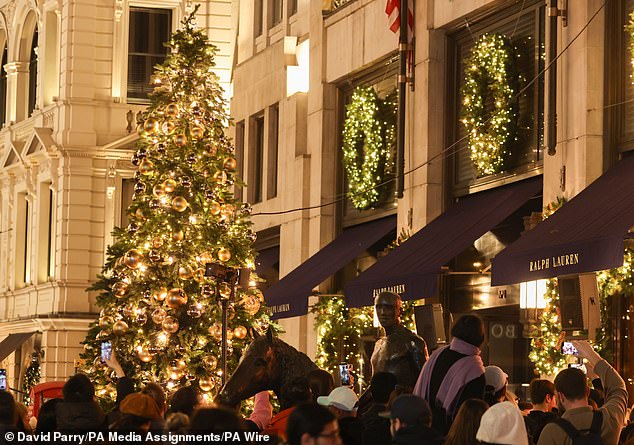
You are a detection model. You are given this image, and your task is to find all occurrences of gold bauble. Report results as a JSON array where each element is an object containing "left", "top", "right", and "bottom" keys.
[
  {"left": 153, "top": 287, "right": 168, "bottom": 301},
  {"left": 138, "top": 159, "right": 155, "bottom": 175},
  {"left": 172, "top": 196, "right": 189, "bottom": 212},
  {"left": 210, "top": 201, "right": 221, "bottom": 215},
  {"left": 178, "top": 266, "right": 193, "bottom": 280},
  {"left": 152, "top": 308, "right": 167, "bottom": 324},
  {"left": 112, "top": 282, "right": 128, "bottom": 297},
  {"left": 138, "top": 349, "right": 153, "bottom": 363},
  {"left": 243, "top": 296, "right": 261, "bottom": 316},
  {"left": 164, "top": 178, "right": 177, "bottom": 192},
  {"left": 166, "top": 288, "right": 188, "bottom": 308},
  {"left": 255, "top": 289, "right": 265, "bottom": 302},
  {"left": 174, "top": 134, "right": 188, "bottom": 146},
  {"left": 161, "top": 120, "right": 176, "bottom": 135},
  {"left": 199, "top": 252, "right": 213, "bottom": 264},
  {"left": 198, "top": 378, "right": 214, "bottom": 392},
  {"left": 169, "top": 369, "right": 185, "bottom": 380},
  {"left": 208, "top": 323, "right": 223, "bottom": 340},
  {"left": 226, "top": 330, "right": 234, "bottom": 341},
  {"left": 172, "top": 230, "right": 184, "bottom": 241},
  {"left": 152, "top": 237, "right": 164, "bottom": 249},
  {"left": 113, "top": 320, "right": 129, "bottom": 336},
  {"left": 135, "top": 208, "right": 145, "bottom": 219},
  {"left": 220, "top": 204, "right": 234, "bottom": 220},
  {"left": 99, "top": 316, "right": 114, "bottom": 328},
  {"left": 203, "top": 355, "right": 218, "bottom": 370},
  {"left": 123, "top": 249, "right": 143, "bottom": 269},
  {"left": 213, "top": 170, "right": 228, "bottom": 183},
  {"left": 193, "top": 268, "right": 205, "bottom": 282},
  {"left": 218, "top": 247, "right": 232, "bottom": 262},
  {"left": 191, "top": 126, "right": 204, "bottom": 139},
  {"left": 223, "top": 157, "right": 237, "bottom": 171},
  {"left": 161, "top": 316, "right": 179, "bottom": 334},
  {"left": 143, "top": 118, "right": 158, "bottom": 134},
  {"left": 165, "top": 103, "right": 179, "bottom": 117},
  {"left": 152, "top": 184, "right": 166, "bottom": 197},
  {"left": 233, "top": 326, "right": 247, "bottom": 339}
]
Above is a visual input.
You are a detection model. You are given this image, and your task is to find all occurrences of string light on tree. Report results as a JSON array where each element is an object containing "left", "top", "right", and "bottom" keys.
[{"left": 81, "top": 7, "right": 274, "bottom": 401}]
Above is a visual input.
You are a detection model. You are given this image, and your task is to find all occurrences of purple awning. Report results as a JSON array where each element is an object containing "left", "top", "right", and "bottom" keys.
[
  {"left": 344, "top": 176, "right": 542, "bottom": 307},
  {"left": 491, "top": 155, "right": 634, "bottom": 286},
  {"left": 264, "top": 216, "right": 396, "bottom": 319}
]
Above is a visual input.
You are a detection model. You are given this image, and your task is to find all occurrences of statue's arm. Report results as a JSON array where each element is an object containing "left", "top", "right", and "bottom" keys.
[{"left": 409, "top": 338, "right": 429, "bottom": 372}]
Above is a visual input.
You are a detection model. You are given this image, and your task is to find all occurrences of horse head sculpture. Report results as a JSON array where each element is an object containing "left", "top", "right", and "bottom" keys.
[{"left": 215, "top": 328, "right": 319, "bottom": 407}]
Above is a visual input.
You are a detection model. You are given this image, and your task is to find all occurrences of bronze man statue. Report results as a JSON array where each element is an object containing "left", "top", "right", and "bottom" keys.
[{"left": 370, "top": 291, "right": 428, "bottom": 388}]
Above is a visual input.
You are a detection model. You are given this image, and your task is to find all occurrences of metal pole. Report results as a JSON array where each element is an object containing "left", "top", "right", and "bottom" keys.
[
  {"left": 546, "top": 0, "right": 558, "bottom": 156},
  {"left": 221, "top": 298, "right": 228, "bottom": 385},
  {"left": 396, "top": 0, "right": 408, "bottom": 199}
]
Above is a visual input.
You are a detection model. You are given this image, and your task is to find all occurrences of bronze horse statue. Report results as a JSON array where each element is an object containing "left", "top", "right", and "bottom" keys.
[{"left": 216, "top": 328, "right": 319, "bottom": 407}]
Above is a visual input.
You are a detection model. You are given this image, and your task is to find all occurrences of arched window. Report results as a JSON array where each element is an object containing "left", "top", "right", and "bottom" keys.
[
  {"left": 28, "top": 28, "right": 38, "bottom": 116},
  {"left": 0, "top": 45, "right": 7, "bottom": 124}
]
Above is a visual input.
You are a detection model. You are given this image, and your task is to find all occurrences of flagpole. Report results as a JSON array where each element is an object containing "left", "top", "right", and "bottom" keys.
[{"left": 395, "top": 0, "right": 408, "bottom": 199}]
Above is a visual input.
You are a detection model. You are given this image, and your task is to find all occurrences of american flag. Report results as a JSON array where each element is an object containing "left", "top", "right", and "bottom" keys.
[{"left": 385, "top": 0, "right": 414, "bottom": 43}]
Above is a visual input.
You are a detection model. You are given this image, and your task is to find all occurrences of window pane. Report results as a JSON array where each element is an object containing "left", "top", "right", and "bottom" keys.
[
  {"left": 127, "top": 8, "right": 172, "bottom": 100},
  {"left": 289, "top": 0, "right": 298, "bottom": 16},
  {"left": 249, "top": 114, "right": 265, "bottom": 203},
  {"left": 0, "top": 46, "right": 7, "bottom": 124},
  {"left": 255, "top": 0, "right": 263, "bottom": 36},
  {"left": 271, "top": 0, "right": 283, "bottom": 27},
  {"left": 28, "top": 30, "right": 38, "bottom": 115},
  {"left": 267, "top": 105, "right": 279, "bottom": 199}
]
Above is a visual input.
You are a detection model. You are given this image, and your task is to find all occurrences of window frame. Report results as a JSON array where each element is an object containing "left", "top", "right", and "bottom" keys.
[
  {"left": 336, "top": 54, "right": 399, "bottom": 228},
  {"left": 248, "top": 112, "right": 265, "bottom": 204},
  {"left": 445, "top": 1, "right": 545, "bottom": 197}
]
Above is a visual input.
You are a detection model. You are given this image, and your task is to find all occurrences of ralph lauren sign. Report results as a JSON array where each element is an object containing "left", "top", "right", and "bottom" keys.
[{"left": 529, "top": 253, "right": 579, "bottom": 272}]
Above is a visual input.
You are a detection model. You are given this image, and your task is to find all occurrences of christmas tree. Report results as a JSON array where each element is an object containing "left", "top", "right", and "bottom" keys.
[{"left": 81, "top": 9, "right": 270, "bottom": 401}]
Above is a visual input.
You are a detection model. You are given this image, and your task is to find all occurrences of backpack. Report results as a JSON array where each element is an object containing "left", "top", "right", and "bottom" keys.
[{"left": 553, "top": 410, "right": 604, "bottom": 445}]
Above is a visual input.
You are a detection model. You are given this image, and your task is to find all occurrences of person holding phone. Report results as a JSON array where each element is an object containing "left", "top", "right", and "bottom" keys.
[
  {"left": 537, "top": 340, "right": 628, "bottom": 445},
  {"left": 0, "top": 369, "right": 6, "bottom": 391}
]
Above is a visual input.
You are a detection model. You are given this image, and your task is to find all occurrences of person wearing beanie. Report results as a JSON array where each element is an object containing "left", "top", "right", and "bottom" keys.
[
  {"left": 413, "top": 314, "right": 486, "bottom": 435},
  {"left": 483, "top": 365, "right": 508, "bottom": 406},
  {"left": 476, "top": 401, "right": 529, "bottom": 445},
  {"left": 381, "top": 394, "right": 443, "bottom": 445},
  {"left": 111, "top": 392, "right": 162, "bottom": 434}
]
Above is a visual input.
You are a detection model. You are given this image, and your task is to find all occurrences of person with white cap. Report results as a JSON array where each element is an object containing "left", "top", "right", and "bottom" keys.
[
  {"left": 476, "top": 400, "right": 530, "bottom": 445},
  {"left": 318, "top": 387, "right": 364, "bottom": 445},
  {"left": 484, "top": 365, "right": 508, "bottom": 407}
]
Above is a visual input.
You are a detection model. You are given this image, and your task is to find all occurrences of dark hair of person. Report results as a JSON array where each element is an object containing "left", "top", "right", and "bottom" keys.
[
  {"left": 529, "top": 379, "right": 555, "bottom": 405},
  {"left": 444, "top": 399, "right": 489, "bottom": 445},
  {"left": 142, "top": 382, "right": 166, "bottom": 412},
  {"left": 62, "top": 374, "right": 95, "bottom": 403},
  {"left": 169, "top": 386, "right": 200, "bottom": 417},
  {"left": 370, "top": 372, "right": 398, "bottom": 404},
  {"left": 451, "top": 315, "right": 485, "bottom": 348},
  {"left": 115, "top": 378, "right": 136, "bottom": 406},
  {"left": 110, "top": 414, "right": 152, "bottom": 433},
  {"left": 189, "top": 407, "right": 245, "bottom": 433},
  {"left": 280, "top": 377, "right": 312, "bottom": 410},
  {"left": 35, "top": 398, "right": 62, "bottom": 433},
  {"left": 589, "top": 388, "right": 605, "bottom": 408},
  {"left": 554, "top": 368, "right": 588, "bottom": 401},
  {"left": 483, "top": 385, "right": 506, "bottom": 407},
  {"left": 307, "top": 369, "right": 335, "bottom": 403},
  {"left": 286, "top": 403, "right": 336, "bottom": 445},
  {"left": 0, "top": 391, "right": 17, "bottom": 426}
]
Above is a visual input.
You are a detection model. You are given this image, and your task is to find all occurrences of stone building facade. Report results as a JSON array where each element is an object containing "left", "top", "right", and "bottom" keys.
[{"left": 0, "top": 0, "right": 236, "bottom": 392}]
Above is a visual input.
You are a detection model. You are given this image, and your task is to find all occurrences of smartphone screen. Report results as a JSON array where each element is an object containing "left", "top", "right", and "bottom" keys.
[
  {"left": 562, "top": 342, "right": 578, "bottom": 356},
  {"left": 0, "top": 369, "right": 6, "bottom": 391},
  {"left": 568, "top": 363, "right": 587, "bottom": 373},
  {"left": 339, "top": 363, "right": 350, "bottom": 386},
  {"left": 101, "top": 342, "right": 112, "bottom": 362}
]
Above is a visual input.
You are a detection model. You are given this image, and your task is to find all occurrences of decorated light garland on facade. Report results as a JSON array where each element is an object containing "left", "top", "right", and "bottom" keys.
[
  {"left": 529, "top": 198, "right": 567, "bottom": 377},
  {"left": 22, "top": 354, "right": 41, "bottom": 405},
  {"left": 342, "top": 87, "right": 396, "bottom": 210},
  {"left": 461, "top": 33, "right": 518, "bottom": 177},
  {"left": 625, "top": 11, "right": 634, "bottom": 83}
]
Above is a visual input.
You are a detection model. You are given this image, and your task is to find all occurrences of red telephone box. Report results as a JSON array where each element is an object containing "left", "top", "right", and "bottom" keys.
[{"left": 29, "top": 381, "right": 64, "bottom": 418}]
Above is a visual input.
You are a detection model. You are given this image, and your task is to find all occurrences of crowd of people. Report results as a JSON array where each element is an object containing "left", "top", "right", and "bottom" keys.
[{"left": 0, "top": 311, "right": 632, "bottom": 445}]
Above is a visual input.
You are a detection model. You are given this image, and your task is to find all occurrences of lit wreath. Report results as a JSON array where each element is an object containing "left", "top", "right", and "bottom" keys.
[
  {"left": 461, "top": 33, "right": 518, "bottom": 177},
  {"left": 342, "top": 87, "right": 390, "bottom": 210}
]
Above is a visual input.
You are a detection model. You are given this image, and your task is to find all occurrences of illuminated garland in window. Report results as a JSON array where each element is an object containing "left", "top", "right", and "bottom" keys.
[
  {"left": 529, "top": 198, "right": 567, "bottom": 376},
  {"left": 22, "top": 356, "right": 40, "bottom": 405},
  {"left": 625, "top": 11, "right": 634, "bottom": 83},
  {"left": 342, "top": 87, "right": 396, "bottom": 210},
  {"left": 461, "top": 33, "right": 518, "bottom": 177}
]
